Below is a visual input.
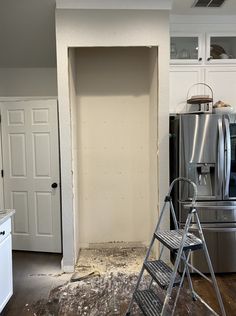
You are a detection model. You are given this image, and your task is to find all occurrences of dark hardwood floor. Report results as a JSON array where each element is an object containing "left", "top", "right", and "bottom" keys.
[
  {"left": 0, "top": 251, "right": 67, "bottom": 316},
  {"left": 190, "top": 273, "right": 236, "bottom": 316}
]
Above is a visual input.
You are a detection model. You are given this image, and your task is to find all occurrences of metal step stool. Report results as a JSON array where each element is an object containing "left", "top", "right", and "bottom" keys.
[{"left": 125, "top": 177, "right": 226, "bottom": 316}]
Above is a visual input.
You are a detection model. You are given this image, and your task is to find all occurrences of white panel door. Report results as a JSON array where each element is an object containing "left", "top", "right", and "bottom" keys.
[{"left": 0, "top": 100, "right": 61, "bottom": 252}]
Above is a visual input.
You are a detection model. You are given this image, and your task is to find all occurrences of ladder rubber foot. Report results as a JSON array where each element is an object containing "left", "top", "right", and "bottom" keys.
[{"left": 192, "top": 295, "right": 197, "bottom": 301}]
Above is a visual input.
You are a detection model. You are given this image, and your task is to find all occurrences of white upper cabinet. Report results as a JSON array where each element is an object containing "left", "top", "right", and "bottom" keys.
[
  {"left": 206, "top": 33, "right": 236, "bottom": 64},
  {"left": 170, "top": 32, "right": 236, "bottom": 65},
  {"left": 170, "top": 33, "right": 204, "bottom": 64},
  {"left": 169, "top": 18, "right": 236, "bottom": 113}
]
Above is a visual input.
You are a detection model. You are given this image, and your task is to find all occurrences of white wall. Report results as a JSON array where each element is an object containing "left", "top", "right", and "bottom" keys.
[
  {"left": 0, "top": 68, "right": 57, "bottom": 97},
  {"left": 149, "top": 47, "right": 159, "bottom": 235},
  {"left": 0, "top": 0, "right": 56, "bottom": 68},
  {"left": 68, "top": 49, "right": 80, "bottom": 260},
  {"left": 56, "top": 9, "right": 170, "bottom": 271},
  {"left": 75, "top": 47, "right": 151, "bottom": 247}
]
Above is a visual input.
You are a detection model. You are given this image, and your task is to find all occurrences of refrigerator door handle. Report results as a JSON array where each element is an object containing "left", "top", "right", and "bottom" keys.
[
  {"left": 224, "top": 116, "right": 231, "bottom": 198},
  {"left": 217, "top": 118, "right": 224, "bottom": 198}
]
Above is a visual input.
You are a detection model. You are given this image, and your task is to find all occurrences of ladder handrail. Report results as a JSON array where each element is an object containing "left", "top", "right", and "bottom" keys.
[{"left": 168, "top": 177, "right": 197, "bottom": 207}]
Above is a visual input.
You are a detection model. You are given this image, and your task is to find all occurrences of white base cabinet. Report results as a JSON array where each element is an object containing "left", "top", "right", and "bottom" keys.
[
  {"left": 170, "top": 66, "right": 204, "bottom": 113},
  {"left": 205, "top": 67, "right": 236, "bottom": 106},
  {"left": 0, "top": 218, "right": 13, "bottom": 313},
  {"left": 170, "top": 65, "right": 236, "bottom": 114}
]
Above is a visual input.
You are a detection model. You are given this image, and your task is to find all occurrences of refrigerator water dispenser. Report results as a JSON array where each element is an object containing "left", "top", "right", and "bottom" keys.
[{"left": 188, "top": 163, "right": 215, "bottom": 198}]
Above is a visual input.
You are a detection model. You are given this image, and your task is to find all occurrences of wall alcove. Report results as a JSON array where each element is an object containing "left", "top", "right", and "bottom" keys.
[{"left": 68, "top": 46, "right": 158, "bottom": 248}]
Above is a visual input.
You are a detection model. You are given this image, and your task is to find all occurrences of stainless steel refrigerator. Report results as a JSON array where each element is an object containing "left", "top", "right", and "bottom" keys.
[{"left": 170, "top": 113, "right": 236, "bottom": 273}]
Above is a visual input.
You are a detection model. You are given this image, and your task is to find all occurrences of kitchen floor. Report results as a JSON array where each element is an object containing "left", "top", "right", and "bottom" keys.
[
  {"left": 1, "top": 250, "right": 236, "bottom": 316},
  {"left": 0, "top": 251, "right": 69, "bottom": 316}
]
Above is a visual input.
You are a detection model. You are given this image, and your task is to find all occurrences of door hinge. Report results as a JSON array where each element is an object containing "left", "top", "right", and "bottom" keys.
[
  {"left": 0, "top": 114, "right": 1, "bottom": 123},
  {"left": 1, "top": 170, "right": 3, "bottom": 178}
]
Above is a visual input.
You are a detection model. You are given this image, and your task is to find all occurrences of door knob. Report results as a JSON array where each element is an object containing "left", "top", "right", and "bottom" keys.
[{"left": 51, "top": 182, "right": 58, "bottom": 189}]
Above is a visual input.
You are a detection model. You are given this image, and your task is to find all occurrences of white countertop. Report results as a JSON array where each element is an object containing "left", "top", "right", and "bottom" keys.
[{"left": 0, "top": 209, "right": 15, "bottom": 225}]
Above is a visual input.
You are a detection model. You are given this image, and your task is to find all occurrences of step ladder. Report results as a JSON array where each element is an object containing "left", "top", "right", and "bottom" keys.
[{"left": 126, "top": 177, "right": 226, "bottom": 316}]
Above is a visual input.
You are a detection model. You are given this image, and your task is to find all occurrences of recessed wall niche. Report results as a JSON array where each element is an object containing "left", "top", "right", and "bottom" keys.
[{"left": 68, "top": 46, "right": 158, "bottom": 247}]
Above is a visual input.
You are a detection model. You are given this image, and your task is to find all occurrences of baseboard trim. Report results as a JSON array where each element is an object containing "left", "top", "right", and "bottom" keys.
[{"left": 61, "top": 258, "right": 75, "bottom": 273}]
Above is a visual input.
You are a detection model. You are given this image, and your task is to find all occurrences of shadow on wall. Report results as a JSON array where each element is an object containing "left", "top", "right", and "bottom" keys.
[{"left": 75, "top": 47, "right": 151, "bottom": 97}]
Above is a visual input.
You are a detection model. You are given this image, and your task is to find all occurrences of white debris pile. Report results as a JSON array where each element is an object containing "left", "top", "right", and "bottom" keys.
[
  {"left": 74, "top": 246, "right": 148, "bottom": 276},
  {"left": 33, "top": 272, "right": 155, "bottom": 316},
  {"left": 32, "top": 247, "right": 212, "bottom": 315},
  {"left": 33, "top": 246, "right": 152, "bottom": 315}
]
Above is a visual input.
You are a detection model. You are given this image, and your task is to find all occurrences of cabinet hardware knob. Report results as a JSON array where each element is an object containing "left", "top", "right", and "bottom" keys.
[
  {"left": 0, "top": 231, "right": 5, "bottom": 235},
  {"left": 198, "top": 57, "right": 202, "bottom": 61},
  {"left": 207, "top": 57, "right": 212, "bottom": 61}
]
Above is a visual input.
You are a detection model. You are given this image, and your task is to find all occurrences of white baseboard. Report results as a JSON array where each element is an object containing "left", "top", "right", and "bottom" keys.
[{"left": 61, "top": 258, "right": 75, "bottom": 273}]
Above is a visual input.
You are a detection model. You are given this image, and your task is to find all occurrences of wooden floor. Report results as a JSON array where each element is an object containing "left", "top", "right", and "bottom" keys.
[
  {"left": 170, "top": 273, "right": 236, "bottom": 316},
  {"left": 0, "top": 251, "right": 236, "bottom": 315},
  {"left": 0, "top": 251, "right": 66, "bottom": 316},
  {"left": 190, "top": 273, "right": 236, "bottom": 316}
]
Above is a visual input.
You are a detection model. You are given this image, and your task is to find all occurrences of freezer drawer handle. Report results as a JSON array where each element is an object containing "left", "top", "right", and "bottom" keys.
[
  {"left": 191, "top": 227, "right": 236, "bottom": 233},
  {"left": 184, "top": 204, "right": 236, "bottom": 210},
  {"left": 204, "top": 227, "right": 236, "bottom": 233}
]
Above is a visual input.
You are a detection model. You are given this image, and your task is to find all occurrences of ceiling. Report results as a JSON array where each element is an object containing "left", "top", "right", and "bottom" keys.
[
  {"left": 171, "top": 0, "right": 236, "bottom": 15},
  {"left": 0, "top": 0, "right": 236, "bottom": 68}
]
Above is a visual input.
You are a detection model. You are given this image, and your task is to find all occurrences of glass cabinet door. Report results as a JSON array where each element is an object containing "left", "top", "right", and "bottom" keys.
[
  {"left": 170, "top": 35, "right": 202, "bottom": 63},
  {"left": 207, "top": 34, "right": 236, "bottom": 63}
]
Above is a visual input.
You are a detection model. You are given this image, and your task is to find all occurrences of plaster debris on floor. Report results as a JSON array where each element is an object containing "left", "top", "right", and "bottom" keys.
[
  {"left": 32, "top": 245, "right": 153, "bottom": 315},
  {"left": 74, "top": 246, "right": 148, "bottom": 275},
  {"left": 32, "top": 246, "right": 213, "bottom": 316}
]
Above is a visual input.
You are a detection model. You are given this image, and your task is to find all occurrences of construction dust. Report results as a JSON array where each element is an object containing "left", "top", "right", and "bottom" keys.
[
  {"left": 33, "top": 246, "right": 150, "bottom": 315},
  {"left": 74, "top": 246, "right": 148, "bottom": 276},
  {"left": 32, "top": 246, "right": 214, "bottom": 316}
]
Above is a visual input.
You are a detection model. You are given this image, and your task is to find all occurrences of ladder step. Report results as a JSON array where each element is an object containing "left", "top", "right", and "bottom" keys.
[
  {"left": 134, "top": 289, "right": 163, "bottom": 316},
  {"left": 144, "top": 260, "right": 181, "bottom": 289},
  {"left": 155, "top": 229, "right": 202, "bottom": 251}
]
